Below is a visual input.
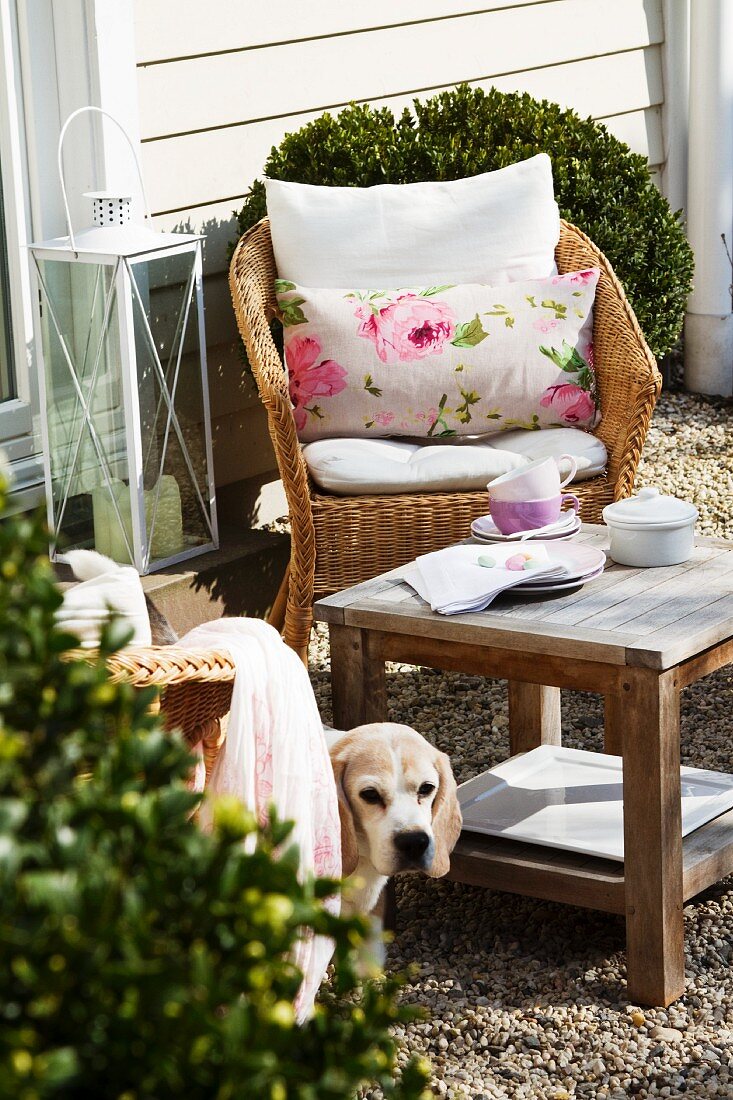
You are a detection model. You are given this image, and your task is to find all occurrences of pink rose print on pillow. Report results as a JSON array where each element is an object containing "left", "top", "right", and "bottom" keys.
[
  {"left": 551, "top": 268, "right": 599, "bottom": 287},
  {"left": 374, "top": 411, "right": 395, "bottom": 427},
  {"left": 286, "top": 334, "right": 347, "bottom": 431},
  {"left": 540, "top": 383, "right": 596, "bottom": 425},
  {"left": 533, "top": 317, "right": 560, "bottom": 334},
  {"left": 355, "top": 294, "right": 456, "bottom": 363}
]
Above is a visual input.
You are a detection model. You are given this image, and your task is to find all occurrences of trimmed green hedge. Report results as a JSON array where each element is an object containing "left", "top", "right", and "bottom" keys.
[
  {"left": 0, "top": 465, "right": 430, "bottom": 1100},
  {"left": 234, "top": 84, "right": 693, "bottom": 360}
]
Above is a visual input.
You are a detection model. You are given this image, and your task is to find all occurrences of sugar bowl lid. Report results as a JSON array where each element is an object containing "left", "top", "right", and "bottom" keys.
[{"left": 603, "top": 486, "right": 698, "bottom": 528}]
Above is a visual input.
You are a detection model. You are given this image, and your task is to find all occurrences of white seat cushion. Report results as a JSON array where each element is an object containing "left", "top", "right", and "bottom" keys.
[
  {"left": 486, "top": 427, "right": 607, "bottom": 478},
  {"left": 265, "top": 154, "right": 560, "bottom": 288},
  {"left": 303, "top": 428, "right": 607, "bottom": 496}
]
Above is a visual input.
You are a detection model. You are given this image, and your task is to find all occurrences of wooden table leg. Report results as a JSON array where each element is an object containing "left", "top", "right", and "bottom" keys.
[
  {"left": 617, "top": 666, "right": 685, "bottom": 1006},
  {"left": 508, "top": 681, "right": 562, "bottom": 754},
  {"left": 603, "top": 692, "right": 624, "bottom": 755},
  {"left": 329, "top": 624, "right": 387, "bottom": 730}
]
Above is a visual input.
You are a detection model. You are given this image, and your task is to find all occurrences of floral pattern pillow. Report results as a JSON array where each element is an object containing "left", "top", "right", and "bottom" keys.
[{"left": 276, "top": 269, "right": 600, "bottom": 442}]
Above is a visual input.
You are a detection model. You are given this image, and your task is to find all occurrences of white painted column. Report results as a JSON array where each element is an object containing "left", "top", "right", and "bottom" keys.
[
  {"left": 88, "top": 0, "right": 144, "bottom": 219},
  {"left": 684, "top": 0, "right": 733, "bottom": 395},
  {"left": 661, "top": 0, "right": 689, "bottom": 216}
]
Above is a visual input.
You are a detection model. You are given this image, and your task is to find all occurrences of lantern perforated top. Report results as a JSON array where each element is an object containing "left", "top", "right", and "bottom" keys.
[{"left": 85, "top": 191, "right": 132, "bottom": 228}]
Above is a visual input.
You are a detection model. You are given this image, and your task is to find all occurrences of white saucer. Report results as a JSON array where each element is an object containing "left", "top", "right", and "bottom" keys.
[
  {"left": 513, "top": 562, "right": 605, "bottom": 594},
  {"left": 471, "top": 513, "right": 581, "bottom": 543},
  {"left": 510, "top": 541, "right": 606, "bottom": 591}
]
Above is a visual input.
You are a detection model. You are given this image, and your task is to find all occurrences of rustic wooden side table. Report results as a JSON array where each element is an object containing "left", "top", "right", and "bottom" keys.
[{"left": 314, "top": 525, "right": 733, "bottom": 1006}]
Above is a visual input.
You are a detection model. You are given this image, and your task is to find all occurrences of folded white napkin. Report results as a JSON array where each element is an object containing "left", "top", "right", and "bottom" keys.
[
  {"left": 56, "top": 549, "right": 152, "bottom": 648},
  {"left": 405, "top": 543, "right": 568, "bottom": 615}
]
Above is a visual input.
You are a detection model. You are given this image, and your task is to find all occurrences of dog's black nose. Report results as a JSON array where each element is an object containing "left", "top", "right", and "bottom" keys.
[{"left": 393, "top": 830, "right": 430, "bottom": 862}]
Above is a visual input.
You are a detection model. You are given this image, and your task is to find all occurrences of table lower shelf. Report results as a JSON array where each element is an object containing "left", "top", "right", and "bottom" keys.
[{"left": 448, "top": 805, "right": 733, "bottom": 915}]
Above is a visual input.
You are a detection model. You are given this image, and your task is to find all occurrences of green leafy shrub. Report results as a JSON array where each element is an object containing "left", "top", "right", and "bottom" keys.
[
  {"left": 234, "top": 84, "right": 693, "bottom": 359},
  {"left": 0, "top": 466, "right": 429, "bottom": 1099}
]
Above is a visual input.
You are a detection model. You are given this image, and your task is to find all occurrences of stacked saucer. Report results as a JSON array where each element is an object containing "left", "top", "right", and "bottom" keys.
[
  {"left": 510, "top": 541, "right": 606, "bottom": 594},
  {"left": 471, "top": 509, "right": 581, "bottom": 544}
]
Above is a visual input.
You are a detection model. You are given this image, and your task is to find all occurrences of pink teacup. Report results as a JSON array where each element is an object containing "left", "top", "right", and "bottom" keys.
[
  {"left": 488, "top": 454, "right": 577, "bottom": 503},
  {"left": 489, "top": 493, "right": 580, "bottom": 536}
]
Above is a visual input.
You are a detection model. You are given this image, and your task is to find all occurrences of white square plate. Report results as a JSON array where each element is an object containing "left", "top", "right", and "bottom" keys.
[{"left": 458, "top": 745, "right": 733, "bottom": 861}]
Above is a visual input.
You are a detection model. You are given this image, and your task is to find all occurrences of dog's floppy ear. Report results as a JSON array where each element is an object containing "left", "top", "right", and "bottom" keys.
[
  {"left": 330, "top": 746, "right": 359, "bottom": 877},
  {"left": 428, "top": 749, "right": 462, "bottom": 878}
]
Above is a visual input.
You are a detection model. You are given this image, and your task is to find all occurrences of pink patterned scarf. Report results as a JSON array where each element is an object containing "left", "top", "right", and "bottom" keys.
[{"left": 182, "top": 618, "right": 341, "bottom": 1020}]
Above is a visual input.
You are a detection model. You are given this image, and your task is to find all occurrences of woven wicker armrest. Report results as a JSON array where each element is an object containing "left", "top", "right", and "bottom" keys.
[
  {"left": 229, "top": 219, "right": 317, "bottom": 650},
  {"left": 104, "top": 645, "right": 236, "bottom": 688},
  {"left": 107, "top": 646, "right": 235, "bottom": 766},
  {"left": 557, "top": 221, "right": 661, "bottom": 492},
  {"left": 66, "top": 645, "right": 235, "bottom": 776}
]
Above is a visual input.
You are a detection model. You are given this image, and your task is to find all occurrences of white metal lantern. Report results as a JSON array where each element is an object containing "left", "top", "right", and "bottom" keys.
[{"left": 30, "top": 107, "right": 218, "bottom": 574}]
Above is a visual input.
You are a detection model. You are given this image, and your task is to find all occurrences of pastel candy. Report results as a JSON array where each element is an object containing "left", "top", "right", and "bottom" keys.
[
  {"left": 477, "top": 555, "right": 497, "bottom": 569},
  {"left": 523, "top": 559, "right": 544, "bottom": 570},
  {"left": 506, "top": 554, "right": 528, "bottom": 571}
]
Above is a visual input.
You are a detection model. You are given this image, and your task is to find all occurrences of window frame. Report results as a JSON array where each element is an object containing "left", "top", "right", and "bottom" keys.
[{"left": 0, "top": 0, "right": 42, "bottom": 502}]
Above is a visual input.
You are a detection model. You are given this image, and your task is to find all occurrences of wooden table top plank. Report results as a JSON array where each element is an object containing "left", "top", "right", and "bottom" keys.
[
  {"left": 369, "top": 580, "right": 422, "bottom": 606},
  {"left": 626, "top": 593, "right": 733, "bottom": 669},
  {"left": 537, "top": 546, "right": 727, "bottom": 630},
  {"left": 565, "top": 547, "right": 733, "bottom": 634},
  {"left": 314, "top": 572, "right": 412, "bottom": 623},
  {"left": 341, "top": 596, "right": 635, "bottom": 664},
  {"left": 314, "top": 577, "right": 405, "bottom": 624},
  {"left": 584, "top": 552, "right": 733, "bottom": 640},
  {"left": 498, "top": 560, "right": 637, "bottom": 624},
  {"left": 314, "top": 526, "right": 733, "bottom": 669}
]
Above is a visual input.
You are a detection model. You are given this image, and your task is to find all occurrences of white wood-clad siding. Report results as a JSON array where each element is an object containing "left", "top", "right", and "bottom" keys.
[
  {"left": 147, "top": 49, "right": 663, "bottom": 213},
  {"left": 135, "top": 1, "right": 546, "bottom": 62},
  {"left": 137, "top": 0, "right": 662, "bottom": 139},
  {"left": 133, "top": 0, "right": 666, "bottom": 487},
  {"left": 137, "top": 0, "right": 665, "bottom": 262}
]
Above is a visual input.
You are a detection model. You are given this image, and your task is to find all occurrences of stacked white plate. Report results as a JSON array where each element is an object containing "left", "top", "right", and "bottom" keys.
[
  {"left": 471, "top": 511, "right": 581, "bottom": 544},
  {"left": 509, "top": 540, "right": 606, "bottom": 594},
  {"left": 459, "top": 745, "right": 733, "bottom": 861}
]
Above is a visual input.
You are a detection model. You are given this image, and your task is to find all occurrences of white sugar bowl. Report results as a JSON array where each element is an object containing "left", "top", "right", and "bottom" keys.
[{"left": 602, "top": 487, "right": 698, "bottom": 567}]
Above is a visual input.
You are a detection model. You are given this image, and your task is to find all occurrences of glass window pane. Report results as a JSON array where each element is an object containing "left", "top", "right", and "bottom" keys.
[
  {"left": 0, "top": 160, "right": 15, "bottom": 401},
  {"left": 35, "top": 257, "right": 130, "bottom": 556},
  {"left": 130, "top": 250, "right": 214, "bottom": 564}
]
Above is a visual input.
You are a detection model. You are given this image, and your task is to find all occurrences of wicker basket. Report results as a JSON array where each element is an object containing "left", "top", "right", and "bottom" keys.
[
  {"left": 107, "top": 645, "right": 236, "bottom": 783},
  {"left": 230, "top": 217, "right": 662, "bottom": 662}
]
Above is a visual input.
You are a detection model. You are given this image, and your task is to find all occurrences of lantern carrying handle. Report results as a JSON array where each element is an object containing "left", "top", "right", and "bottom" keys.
[{"left": 58, "top": 106, "right": 152, "bottom": 254}]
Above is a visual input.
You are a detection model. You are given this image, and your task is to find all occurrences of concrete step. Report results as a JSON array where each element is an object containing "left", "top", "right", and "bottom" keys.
[{"left": 141, "top": 524, "right": 290, "bottom": 636}]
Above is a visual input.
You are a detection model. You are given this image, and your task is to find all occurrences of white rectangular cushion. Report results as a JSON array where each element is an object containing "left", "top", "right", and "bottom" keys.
[
  {"left": 303, "top": 427, "right": 607, "bottom": 496},
  {"left": 265, "top": 154, "right": 560, "bottom": 288}
]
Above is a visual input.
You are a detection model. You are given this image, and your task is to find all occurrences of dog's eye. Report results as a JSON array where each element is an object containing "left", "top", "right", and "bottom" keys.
[
  {"left": 359, "top": 788, "right": 383, "bottom": 805},
  {"left": 418, "top": 783, "right": 436, "bottom": 798}
]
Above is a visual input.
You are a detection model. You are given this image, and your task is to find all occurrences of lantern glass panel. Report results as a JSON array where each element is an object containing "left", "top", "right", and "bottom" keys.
[
  {"left": 35, "top": 257, "right": 134, "bottom": 558},
  {"left": 128, "top": 249, "right": 214, "bottom": 562}
]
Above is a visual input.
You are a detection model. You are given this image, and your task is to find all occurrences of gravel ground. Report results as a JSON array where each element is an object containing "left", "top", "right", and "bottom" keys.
[{"left": 309, "top": 391, "right": 733, "bottom": 1099}]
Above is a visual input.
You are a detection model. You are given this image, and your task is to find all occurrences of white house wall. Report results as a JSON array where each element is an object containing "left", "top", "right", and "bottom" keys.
[{"left": 134, "top": 0, "right": 666, "bottom": 489}]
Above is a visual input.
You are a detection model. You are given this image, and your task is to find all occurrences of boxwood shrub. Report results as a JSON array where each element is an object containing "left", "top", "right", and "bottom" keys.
[
  {"left": 0, "top": 465, "right": 429, "bottom": 1100},
  {"left": 234, "top": 84, "right": 693, "bottom": 360}
]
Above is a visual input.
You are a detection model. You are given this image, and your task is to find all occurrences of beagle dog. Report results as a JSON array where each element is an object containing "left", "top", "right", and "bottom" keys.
[{"left": 326, "top": 722, "right": 462, "bottom": 920}]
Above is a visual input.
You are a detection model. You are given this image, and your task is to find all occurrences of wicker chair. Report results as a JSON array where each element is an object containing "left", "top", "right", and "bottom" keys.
[
  {"left": 230, "top": 217, "right": 662, "bottom": 663},
  {"left": 106, "top": 645, "right": 236, "bottom": 783}
]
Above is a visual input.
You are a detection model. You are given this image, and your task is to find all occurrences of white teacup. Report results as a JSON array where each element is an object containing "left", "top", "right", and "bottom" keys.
[{"left": 488, "top": 454, "right": 577, "bottom": 503}]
